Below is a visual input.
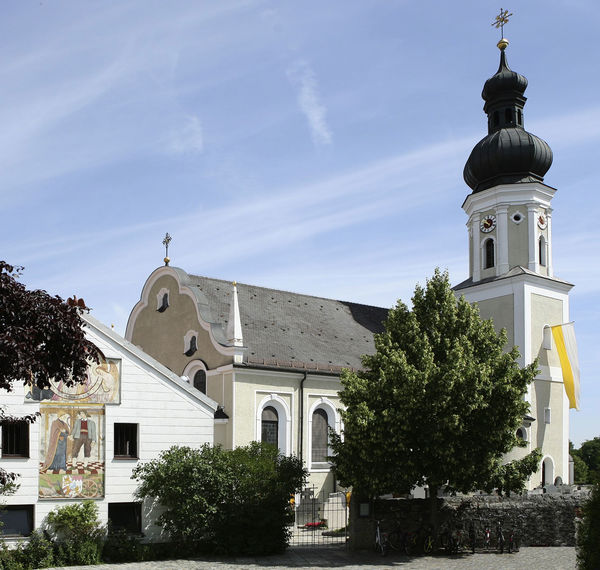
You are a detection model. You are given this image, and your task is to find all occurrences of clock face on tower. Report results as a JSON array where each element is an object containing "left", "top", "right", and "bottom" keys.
[
  {"left": 480, "top": 215, "right": 497, "bottom": 233},
  {"left": 537, "top": 214, "right": 547, "bottom": 230}
]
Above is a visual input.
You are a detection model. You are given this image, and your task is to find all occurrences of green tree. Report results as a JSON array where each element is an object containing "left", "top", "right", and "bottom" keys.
[
  {"left": 330, "top": 269, "right": 541, "bottom": 523},
  {"left": 577, "top": 483, "right": 600, "bottom": 569},
  {"left": 133, "top": 443, "right": 306, "bottom": 555},
  {"left": 0, "top": 261, "right": 100, "bottom": 489},
  {"left": 579, "top": 437, "right": 600, "bottom": 484}
]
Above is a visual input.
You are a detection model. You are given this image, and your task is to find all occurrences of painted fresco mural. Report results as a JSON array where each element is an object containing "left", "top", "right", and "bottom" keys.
[
  {"left": 26, "top": 357, "right": 121, "bottom": 404},
  {"left": 30, "top": 357, "right": 118, "bottom": 499},
  {"left": 38, "top": 406, "right": 105, "bottom": 499}
]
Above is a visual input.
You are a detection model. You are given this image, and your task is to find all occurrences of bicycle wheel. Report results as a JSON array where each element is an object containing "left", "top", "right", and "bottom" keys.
[
  {"left": 387, "top": 530, "right": 402, "bottom": 552},
  {"left": 423, "top": 534, "right": 434, "bottom": 554}
]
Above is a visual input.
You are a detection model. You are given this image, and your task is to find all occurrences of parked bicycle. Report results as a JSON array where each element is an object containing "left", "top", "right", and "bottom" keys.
[
  {"left": 507, "top": 527, "right": 520, "bottom": 553},
  {"left": 483, "top": 523, "right": 492, "bottom": 551},
  {"left": 496, "top": 521, "right": 505, "bottom": 554},
  {"left": 374, "top": 519, "right": 389, "bottom": 556},
  {"left": 468, "top": 520, "right": 476, "bottom": 554}
]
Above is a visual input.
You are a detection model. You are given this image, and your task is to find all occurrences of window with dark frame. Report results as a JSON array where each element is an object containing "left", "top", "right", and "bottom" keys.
[
  {"left": 311, "top": 408, "right": 329, "bottom": 464},
  {"left": 1, "top": 420, "right": 29, "bottom": 458},
  {"left": 261, "top": 406, "right": 278, "bottom": 448},
  {"left": 114, "top": 423, "right": 138, "bottom": 459},
  {"left": 0, "top": 505, "right": 33, "bottom": 536},
  {"left": 108, "top": 502, "right": 142, "bottom": 533}
]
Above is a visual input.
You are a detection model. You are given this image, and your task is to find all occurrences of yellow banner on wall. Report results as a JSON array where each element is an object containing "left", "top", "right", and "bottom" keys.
[{"left": 551, "top": 322, "right": 580, "bottom": 410}]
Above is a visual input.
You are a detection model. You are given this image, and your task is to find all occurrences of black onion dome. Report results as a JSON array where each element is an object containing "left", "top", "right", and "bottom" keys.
[
  {"left": 464, "top": 128, "right": 553, "bottom": 191},
  {"left": 482, "top": 50, "right": 528, "bottom": 107},
  {"left": 464, "top": 45, "right": 553, "bottom": 193}
]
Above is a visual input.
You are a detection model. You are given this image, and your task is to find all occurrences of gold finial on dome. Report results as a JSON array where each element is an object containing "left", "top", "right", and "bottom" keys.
[
  {"left": 233, "top": 281, "right": 237, "bottom": 286},
  {"left": 162, "top": 233, "right": 172, "bottom": 266},
  {"left": 497, "top": 37, "right": 509, "bottom": 50},
  {"left": 492, "top": 8, "right": 512, "bottom": 50}
]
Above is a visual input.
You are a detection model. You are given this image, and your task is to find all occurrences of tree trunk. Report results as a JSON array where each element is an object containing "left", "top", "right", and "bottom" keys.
[{"left": 428, "top": 484, "right": 439, "bottom": 535}]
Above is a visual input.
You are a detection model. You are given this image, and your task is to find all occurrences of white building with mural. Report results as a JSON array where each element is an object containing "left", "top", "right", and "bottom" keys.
[{"left": 0, "top": 314, "right": 216, "bottom": 539}]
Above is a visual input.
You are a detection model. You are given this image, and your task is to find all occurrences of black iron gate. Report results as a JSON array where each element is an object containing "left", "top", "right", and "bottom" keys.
[{"left": 289, "top": 486, "right": 348, "bottom": 547}]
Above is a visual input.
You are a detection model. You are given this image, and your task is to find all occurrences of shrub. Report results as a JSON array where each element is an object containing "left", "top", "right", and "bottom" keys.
[
  {"left": 45, "top": 501, "right": 104, "bottom": 566},
  {"left": 102, "top": 527, "right": 144, "bottom": 563},
  {"left": 577, "top": 483, "right": 600, "bottom": 569},
  {"left": 133, "top": 442, "right": 306, "bottom": 555},
  {"left": 18, "top": 530, "right": 54, "bottom": 569}
]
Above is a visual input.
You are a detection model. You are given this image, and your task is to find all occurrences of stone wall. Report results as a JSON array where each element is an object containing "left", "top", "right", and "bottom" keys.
[{"left": 350, "top": 491, "right": 589, "bottom": 550}]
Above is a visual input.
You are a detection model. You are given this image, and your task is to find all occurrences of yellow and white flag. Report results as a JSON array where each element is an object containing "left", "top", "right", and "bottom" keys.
[{"left": 551, "top": 322, "right": 580, "bottom": 410}]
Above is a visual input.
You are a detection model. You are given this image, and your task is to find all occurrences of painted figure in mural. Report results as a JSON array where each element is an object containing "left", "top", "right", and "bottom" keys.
[
  {"left": 41, "top": 413, "right": 71, "bottom": 473},
  {"left": 71, "top": 409, "right": 97, "bottom": 469},
  {"left": 92, "top": 360, "right": 119, "bottom": 402}
]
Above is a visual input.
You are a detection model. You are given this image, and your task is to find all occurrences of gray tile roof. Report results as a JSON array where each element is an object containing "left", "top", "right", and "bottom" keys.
[{"left": 182, "top": 272, "right": 389, "bottom": 373}]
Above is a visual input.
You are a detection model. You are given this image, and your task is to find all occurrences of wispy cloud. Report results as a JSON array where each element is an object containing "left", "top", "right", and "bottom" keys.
[
  {"left": 167, "top": 115, "right": 204, "bottom": 155},
  {"left": 286, "top": 59, "right": 332, "bottom": 146}
]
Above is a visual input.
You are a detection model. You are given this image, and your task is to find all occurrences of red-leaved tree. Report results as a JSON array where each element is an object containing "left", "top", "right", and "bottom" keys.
[{"left": 0, "top": 261, "right": 101, "bottom": 489}]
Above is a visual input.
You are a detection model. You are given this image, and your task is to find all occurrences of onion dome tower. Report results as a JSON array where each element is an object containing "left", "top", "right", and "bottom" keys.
[
  {"left": 464, "top": 39, "right": 553, "bottom": 193},
  {"left": 455, "top": 20, "right": 574, "bottom": 491}
]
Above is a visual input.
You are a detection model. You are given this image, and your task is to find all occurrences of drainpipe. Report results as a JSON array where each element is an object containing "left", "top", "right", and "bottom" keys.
[{"left": 299, "top": 372, "right": 307, "bottom": 461}]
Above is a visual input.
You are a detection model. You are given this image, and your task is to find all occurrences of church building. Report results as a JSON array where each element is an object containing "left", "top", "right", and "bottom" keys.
[{"left": 126, "top": 35, "right": 575, "bottom": 494}]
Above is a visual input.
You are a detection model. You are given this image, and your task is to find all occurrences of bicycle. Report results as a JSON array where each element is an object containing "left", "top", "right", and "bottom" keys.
[
  {"left": 468, "top": 521, "right": 476, "bottom": 554},
  {"left": 507, "top": 527, "right": 520, "bottom": 553},
  {"left": 496, "top": 522, "right": 505, "bottom": 554},
  {"left": 483, "top": 523, "right": 491, "bottom": 551},
  {"left": 374, "top": 519, "right": 389, "bottom": 556}
]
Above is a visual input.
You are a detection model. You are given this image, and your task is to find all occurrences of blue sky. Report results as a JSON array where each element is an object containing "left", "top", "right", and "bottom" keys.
[{"left": 2, "top": 1, "right": 598, "bottom": 446}]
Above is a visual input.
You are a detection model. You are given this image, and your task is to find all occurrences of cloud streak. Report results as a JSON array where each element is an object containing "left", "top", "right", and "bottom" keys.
[
  {"left": 286, "top": 59, "right": 332, "bottom": 146},
  {"left": 167, "top": 115, "right": 204, "bottom": 154}
]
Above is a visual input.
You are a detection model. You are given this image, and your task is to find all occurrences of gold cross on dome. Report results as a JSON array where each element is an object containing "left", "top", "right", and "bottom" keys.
[
  {"left": 162, "top": 232, "right": 172, "bottom": 266},
  {"left": 492, "top": 8, "right": 513, "bottom": 37}
]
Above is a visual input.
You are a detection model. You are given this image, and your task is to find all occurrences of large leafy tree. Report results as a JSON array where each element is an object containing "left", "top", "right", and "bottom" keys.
[
  {"left": 331, "top": 269, "right": 541, "bottom": 519},
  {"left": 0, "top": 261, "right": 100, "bottom": 488}
]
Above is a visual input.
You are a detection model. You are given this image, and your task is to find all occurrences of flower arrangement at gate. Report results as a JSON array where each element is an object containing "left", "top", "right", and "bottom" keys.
[{"left": 304, "top": 520, "right": 327, "bottom": 529}]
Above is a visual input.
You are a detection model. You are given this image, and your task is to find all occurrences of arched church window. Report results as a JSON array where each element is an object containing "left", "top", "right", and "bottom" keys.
[
  {"left": 484, "top": 238, "right": 495, "bottom": 269},
  {"left": 505, "top": 108, "right": 513, "bottom": 124},
  {"left": 193, "top": 370, "right": 206, "bottom": 394},
  {"left": 311, "top": 408, "right": 329, "bottom": 463},
  {"left": 517, "top": 109, "right": 522, "bottom": 126},
  {"left": 539, "top": 236, "right": 546, "bottom": 266},
  {"left": 261, "top": 406, "right": 278, "bottom": 448},
  {"left": 493, "top": 111, "right": 499, "bottom": 127}
]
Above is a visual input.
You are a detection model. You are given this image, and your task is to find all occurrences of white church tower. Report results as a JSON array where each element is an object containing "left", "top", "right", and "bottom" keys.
[{"left": 455, "top": 36, "right": 573, "bottom": 488}]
